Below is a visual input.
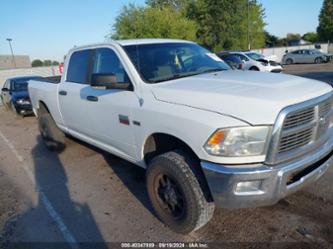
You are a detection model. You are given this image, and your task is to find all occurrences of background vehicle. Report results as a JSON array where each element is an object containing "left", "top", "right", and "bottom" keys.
[
  {"left": 282, "top": 49, "right": 332, "bottom": 64},
  {"left": 216, "top": 52, "right": 244, "bottom": 69},
  {"left": 1, "top": 76, "right": 42, "bottom": 117},
  {"left": 230, "top": 51, "right": 283, "bottom": 72},
  {"left": 28, "top": 39, "right": 333, "bottom": 234}
]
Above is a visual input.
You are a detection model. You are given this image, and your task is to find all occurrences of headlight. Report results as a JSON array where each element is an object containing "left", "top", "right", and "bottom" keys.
[
  {"left": 204, "top": 126, "right": 271, "bottom": 157},
  {"left": 16, "top": 99, "right": 30, "bottom": 105}
]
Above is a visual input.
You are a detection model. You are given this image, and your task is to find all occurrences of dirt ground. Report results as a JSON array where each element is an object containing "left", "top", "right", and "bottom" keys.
[{"left": 0, "top": 64, "right": 333, "bottom": 249}]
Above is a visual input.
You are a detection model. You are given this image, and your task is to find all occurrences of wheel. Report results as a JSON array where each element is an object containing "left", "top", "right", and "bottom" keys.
[
  {"left": 38, "top": 108, "right": 65, "bottom": 152},
  {"left": 285, "top": 58, "right": 293, "bottom": 65},
  {"left": 315, "top": 57, "right": 322, "bottom": 64},
  {"left": 146, "top": 150, "right": 215, "bottom": 234},
  {"left": 249, "top": 66, "right": 260, "bottom": 71}
]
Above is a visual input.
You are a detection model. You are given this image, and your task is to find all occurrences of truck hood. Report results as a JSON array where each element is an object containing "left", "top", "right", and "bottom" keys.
[
  {"left": 151, "top": 71, "right": 332, "bottom": 125},
  {"left": 11, "top": 91, "right": 29, "bottom": 100}
]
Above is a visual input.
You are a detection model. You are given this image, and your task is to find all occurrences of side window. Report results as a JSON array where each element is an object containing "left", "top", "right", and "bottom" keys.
[
  {"left": 9, "top": 80, "right": 14, "bottom": 90},
  {"left": 3, "top": 80, "right": 8, "bottom": 89},
  {"left": 92, "top": 48, "right": 129, "bottom": 84},
  {"left": 66, "top": 50, "right": 92, "bottom": 84},
  {"left": 234, "top": 54, "right": 249, "bottom": 61}
]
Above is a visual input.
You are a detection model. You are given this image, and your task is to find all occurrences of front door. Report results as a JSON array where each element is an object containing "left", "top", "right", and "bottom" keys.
[{"left": 83, "top": 47, "right": 139, "bottom": 160}]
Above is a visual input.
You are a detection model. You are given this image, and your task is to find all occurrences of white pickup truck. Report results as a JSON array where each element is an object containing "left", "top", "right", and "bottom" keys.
[{"left": 28, "top": 39, "right": 333, "bottom": 234}]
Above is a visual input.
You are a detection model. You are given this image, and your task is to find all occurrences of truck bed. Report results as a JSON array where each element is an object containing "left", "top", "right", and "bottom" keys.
[
  {"left": 28, "top": 77, "right": 63, "bottom": 126},
  {"left": 33, "top": 75, "right": 61, "bottom": 84}
]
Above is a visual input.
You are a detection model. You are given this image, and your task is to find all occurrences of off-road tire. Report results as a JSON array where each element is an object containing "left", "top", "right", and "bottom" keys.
[
  {"left": 38, "top": 108, "right": 65, "bottom": 152},
  {"left": 146, "top": 150, "right": 215, "bottom": 234}
]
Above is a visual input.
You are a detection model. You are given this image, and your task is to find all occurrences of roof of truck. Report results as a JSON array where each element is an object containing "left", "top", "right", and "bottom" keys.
[
  {"left": 115, "top": 38, "right": 194, "bottom": 46},
  {"left": 7, "top": 75, "right": 42, "bottom": 81},
  {"left": 69, "top": 39, "right": 195, "bottom": 52}
]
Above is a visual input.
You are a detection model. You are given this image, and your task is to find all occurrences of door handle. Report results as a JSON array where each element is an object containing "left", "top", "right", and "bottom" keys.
[
  {"left": 86, "top": 96, "right": 98, "bottom": 102},
  {"left": 59, "top": 90, "right": 67, "bottom": 96}
]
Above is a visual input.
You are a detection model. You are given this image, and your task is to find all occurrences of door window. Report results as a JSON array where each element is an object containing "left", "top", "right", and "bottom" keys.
[
  {"left": 234, "top": 53, "right": 249, "bottom": 61},
  {"left": 92, "top": 48, "right": 129, "bottom": 84},
  {"left": 66, "top": 50, "right": 92, "bottom": 84},
  {"left": 3, "top": 80, "right": 9, "bottom": 89}
]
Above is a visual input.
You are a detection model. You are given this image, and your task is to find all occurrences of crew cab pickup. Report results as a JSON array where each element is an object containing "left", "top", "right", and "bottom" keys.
[{"left": 28, "top": 39, "right": 333, "bottom": 234}]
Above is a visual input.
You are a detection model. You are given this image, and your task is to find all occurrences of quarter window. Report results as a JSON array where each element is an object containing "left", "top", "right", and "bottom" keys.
[{"left": 66, "top": 50, "right": 92, "bottom": 84}]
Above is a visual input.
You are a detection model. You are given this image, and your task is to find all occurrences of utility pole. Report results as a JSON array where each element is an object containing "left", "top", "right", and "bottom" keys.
[
  {"left": 247, "top": 0, "right": 251, "bottom": 50},
  {"left": 6, "top": 38, "right": 16, "bottom": 68}
]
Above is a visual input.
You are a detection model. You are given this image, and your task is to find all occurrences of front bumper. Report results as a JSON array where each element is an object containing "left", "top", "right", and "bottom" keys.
[
  {"left": 202, "top": 135, "right": 333, "bottom": 209},
  {"left": 14, "top": 103, "right": 33, "bottom": 115}
]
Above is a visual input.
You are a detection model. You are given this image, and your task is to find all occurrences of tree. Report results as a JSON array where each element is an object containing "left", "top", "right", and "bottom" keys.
[
  {"left": 146, "top": 0, "right": 187, "bottom": 9},
  {"left": 43, "top": 60, "right": 52, "bottom": 66},
  {"left": 31, "top": 59, "right": 43, "bottom": 67},
  {"left": 52, "top": 61, "right": 59, "bottom": 66},
  {"left": 110, "top": 4, "right": 197, "bottom": 41},
  {"left": 317, "top": 0, "right": 333, "bottom": 42},
  {"left": 264, "top": 31, "right": 278, "bottom": 47},
  {"left": 276, "top": 38, "right": 287, "bottom": 47},
  {"left": 246, "top": 0, "right": 266, "bottom": 49},
  {"left": 187, "top": 0, "right": 266, "bottom": 51},
  {"left": 286, "top": 33, "right": 301, "bottom": 42},
  {"left": 302, "top": 32, "right": 318, "bottom": 43}
]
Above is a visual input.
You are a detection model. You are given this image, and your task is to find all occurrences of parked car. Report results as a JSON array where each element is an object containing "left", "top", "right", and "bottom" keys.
[
  {"left": 282, "top": 49, "right": 332, "bottom": 64},
  {"left": 28, "top": 39, "right": 333, "bottom": 234},
  {"left": 216, "top": 52, "right": 244, "bottom": 69},
  {"left": 230, "top": 51, "right": 283, "bottom": 72},
  {"left": 1, "top": 76, "right": 42, "bottom": 117}
]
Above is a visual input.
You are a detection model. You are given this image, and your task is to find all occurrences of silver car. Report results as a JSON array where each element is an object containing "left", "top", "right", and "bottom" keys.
[{"left": 282, "top": 49, "right": 331, "bottom": 64}]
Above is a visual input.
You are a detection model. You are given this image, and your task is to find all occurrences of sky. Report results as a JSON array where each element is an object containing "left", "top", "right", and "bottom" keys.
[{"left": 0, "top": 0, "right": 323, "bottom": 62}]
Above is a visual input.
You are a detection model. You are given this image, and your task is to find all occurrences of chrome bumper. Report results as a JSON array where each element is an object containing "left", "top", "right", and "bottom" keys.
[{"left": 201, "top": 135, "right": 333, "bottom": 209}]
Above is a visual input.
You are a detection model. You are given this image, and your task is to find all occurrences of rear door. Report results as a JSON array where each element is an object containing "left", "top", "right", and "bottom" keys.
[
  {"left": 307, "top": 50, "right": 317, "bottom": 63},
  {"left": 58, "top": 49, "right": 96, "bottom": 138},
  {"left": 298, "top": 50, "right": 309, "bottom": 63}
]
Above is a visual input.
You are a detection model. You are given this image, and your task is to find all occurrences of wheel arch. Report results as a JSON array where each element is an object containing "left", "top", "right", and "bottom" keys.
[
  {"left": 36, "top": 100, "right": 50, "bottom": 117},
  {"left": 143, "top": 132, "right": 198, "bottom": 164},
  {"left": 143, "top": 132, "right": 213, "bottom": 202},
  {"left": 249, "top": 66, "right": 260, "bottom": 71}
]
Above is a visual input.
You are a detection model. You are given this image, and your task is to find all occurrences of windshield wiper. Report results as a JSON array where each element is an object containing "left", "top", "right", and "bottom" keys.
[
  {"left": 150, "top": 72, "right": 200, "bottom": 83},
  {"left": 149, "top": 68, "right": 227, "bottom": 83}
]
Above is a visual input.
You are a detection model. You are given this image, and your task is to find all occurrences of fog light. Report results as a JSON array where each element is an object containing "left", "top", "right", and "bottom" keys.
[{"left": 235, "top": 180, "right": 264, "bottom": 195}]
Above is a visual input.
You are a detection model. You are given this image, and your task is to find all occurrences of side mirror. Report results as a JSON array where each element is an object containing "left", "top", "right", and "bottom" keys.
[
  {"left": 1, "top": 87, "right": 9, "bottom": 92},
  {"left": 91, "top": 73, "right": 131, "bottom": 90}
]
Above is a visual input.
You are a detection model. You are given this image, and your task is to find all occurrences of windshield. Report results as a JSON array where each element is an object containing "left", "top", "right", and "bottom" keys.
[
  {"left": 123, "top": 42, "right": 230, "bottom": 83},
  {"left": 13, "top": 80, "right": 28, "bottom": 91},
  {"left": 12, "top": 77, "right": 41, "bottom": 91},
  {"left": 246, "top": 52, "right": 264, "bottom": 60}
]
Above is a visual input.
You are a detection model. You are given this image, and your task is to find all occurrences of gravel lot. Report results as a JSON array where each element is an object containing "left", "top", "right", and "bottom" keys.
[{"left": 0, "top": 63, "right": 333, "bottom": 249}]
